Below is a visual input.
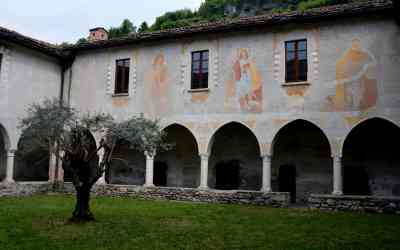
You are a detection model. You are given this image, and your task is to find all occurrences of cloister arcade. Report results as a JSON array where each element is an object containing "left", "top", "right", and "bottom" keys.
[{"left": 1, "top": 117, "right": 400, "bottom": 204}]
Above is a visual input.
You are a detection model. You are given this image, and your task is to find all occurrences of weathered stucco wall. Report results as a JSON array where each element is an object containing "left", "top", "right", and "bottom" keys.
[
  {"left": 0, "top": 43, "right": 61, "bottom": 181},
  {"left": 66, "top": 17, "right": 400, "bottom": 196},
  {"left": 68, "top": 17, "right": 400, "bottom": 155}
]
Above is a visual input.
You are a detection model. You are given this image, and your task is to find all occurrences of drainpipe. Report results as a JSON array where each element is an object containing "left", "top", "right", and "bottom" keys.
[{"left": 54, "top": 54, "right": 75, "bottom": 184}]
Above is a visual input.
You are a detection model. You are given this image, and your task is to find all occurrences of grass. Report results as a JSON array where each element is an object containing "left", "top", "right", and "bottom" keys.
[{"left": 0, "top": 195, "right": 399, "bottom": 250}]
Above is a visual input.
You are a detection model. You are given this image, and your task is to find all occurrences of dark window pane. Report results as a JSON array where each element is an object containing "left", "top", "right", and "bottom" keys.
[
  {"left": 115, "top": 59, "right": 130, "bottom": 94},
  {"left": 287, "top": 52, "right": 295, "bottom": 61},
  {"left": 192, "top": 52, "right": 201, "bottom": 61},
  {"left": 202, "top": 51, "right": 209, "bottom": 60},
  {"left": 286, "top": 42, "right": 295, "bottom": 52},
  {"left": 191, "top": 50, "right": 209, "bottom": 89},
  {"left": 298, "top": 51, "right": 307, "bottom": 60},
  {"left": 192, "top": 61, "right": 200, "bottom": 70},
  {"left": 202, "top": 60, "right": 209, "bottom": 70},
  {"left": 298, "top": 40, "right": 307, "bottom": 51}
]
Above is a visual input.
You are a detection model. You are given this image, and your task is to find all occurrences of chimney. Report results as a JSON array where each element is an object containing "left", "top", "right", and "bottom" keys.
[{"left": 88, "top": 27, "right": 108, "bottom": 42}]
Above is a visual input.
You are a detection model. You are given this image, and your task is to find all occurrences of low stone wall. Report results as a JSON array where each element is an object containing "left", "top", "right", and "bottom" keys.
[
  {"left": 59, "top": 183, "right": 290, "bottom": 207},
  {"left": 309, "top": 194, "right": 400, "bottom": 214},
  {"left": 0, "top": 182, "right": 52, "bottom": 197}
]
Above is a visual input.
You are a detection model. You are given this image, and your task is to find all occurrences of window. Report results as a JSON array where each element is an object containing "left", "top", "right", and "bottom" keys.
[
  {"left": 115, "top": 59, "right": 130, "bottom": 94},
  {"left": 191, "top": 50, "right": 209, "bottom": 89},
  {"left": 285, "top": 39, "right": 307, "bottom": 83}
]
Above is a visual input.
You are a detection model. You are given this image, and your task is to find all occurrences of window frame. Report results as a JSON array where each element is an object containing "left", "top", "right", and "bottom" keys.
[
  {"left": 190, "top": 50, "right": 209, "bottom": 90},
  {"left": 285, "top": 39, "right": 308, "bottom": 83},
  {"left": 114, "top": 58, "right": 130, "bottom": 95}
]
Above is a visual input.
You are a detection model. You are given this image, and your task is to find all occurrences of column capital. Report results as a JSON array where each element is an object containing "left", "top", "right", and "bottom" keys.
[
  {"left": 261, "top": 154, "right": 272, "bottom": 160},
  {"left": 145, "top": 150, "right": 156, "bottom": 159},
  {"left": 7, "top": 149, "right": 16, "bottom": 157},
  {"left": 331, "top": 154, "right": 342, "bottom": 159},
  {"left": 199, "top": 153, "right": 209, "bottom": 159}
]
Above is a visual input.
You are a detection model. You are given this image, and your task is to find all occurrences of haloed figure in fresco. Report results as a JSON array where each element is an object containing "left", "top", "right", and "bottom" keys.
[
  {"left": 147, "top": 53, "right": 169, "bottom": 116},
  {"left": 327, "top": 39, "right": 378, "bottom": 111},
  {"left": 233, "top": 48, "right": 262, "bottom": 113}
]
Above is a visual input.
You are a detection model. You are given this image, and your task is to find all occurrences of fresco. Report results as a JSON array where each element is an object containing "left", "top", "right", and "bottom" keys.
[
  {"left": 225, "top": 48, "right": 262, "bottom": 113},
  {"left": 325, "top": 39, "right": 377, "bottom": 111},
  {"left": 145, "top": 53, "right": 171, "bottom": 117}
]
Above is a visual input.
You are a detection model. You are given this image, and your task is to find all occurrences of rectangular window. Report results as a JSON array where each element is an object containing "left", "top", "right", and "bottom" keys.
[
  {"left": 115, "top": 58, "right": 130, "bottom": 94},
  {"left": 285, "top": 39, "right": 307, "bottom": 83},
  {"left": 191, "top": 50, "right": 209, "bottom": 89}
]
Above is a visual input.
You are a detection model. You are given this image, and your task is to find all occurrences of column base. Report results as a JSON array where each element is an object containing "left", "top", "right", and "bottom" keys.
[
  {"left": 144, "top": 184, "right": 156, "bottom": 188},
  {"left": 261, "top": 188, "right": 272, "bottom": 193},
  {"left": 198, "top": 186, "right": 209, "bottom": 190},
  {"left": 332, "top": 191, "right": 343, "bottom": 196},
  {"left": 3, "top": 179, "right": 15, "bottom": 184}
]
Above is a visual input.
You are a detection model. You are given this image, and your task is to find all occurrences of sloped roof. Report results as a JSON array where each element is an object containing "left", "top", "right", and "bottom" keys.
[
  {"left": 0, "top": 26, "right": 65, "bottom": 59},
  {"left": 0, "top": 0, "right": 396, "bottom": 58},
  {"left": 68, "top": 0, "right": 396, "bottom": 52}
]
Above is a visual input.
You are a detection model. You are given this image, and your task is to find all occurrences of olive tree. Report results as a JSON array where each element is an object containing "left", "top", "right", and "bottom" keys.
[{"left": 18, "top": 98, "right": 169, "bottom": 221}]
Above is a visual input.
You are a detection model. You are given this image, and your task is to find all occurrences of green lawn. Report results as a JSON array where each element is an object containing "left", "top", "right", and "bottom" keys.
[{"left": 0, "top": 196, "right": 399, "bottom": 250}]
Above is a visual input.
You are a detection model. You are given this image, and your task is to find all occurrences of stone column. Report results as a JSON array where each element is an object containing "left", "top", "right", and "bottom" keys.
[
  {"left": 5, "top": 149, "right": 15, "bottom": 183},
  {"left": 48, "top": 150, "right": 57, "bottom": 183},
  {"left": 57, "top": 157, "right": 64, "bottom": 182},
  {"left": 199, "top": 153, "right": 209, "bottom": 190},
  {"left": 261, "top": 154, "right": 272, "bottom": 192},
  {"left": 96, "top": 148, "right": 107, "bottom": 185},
  {"left": 332, "top": 155, "right": 343, "bottom": 195},
  {"left": 144, "top": 152, "right": 155, "bottom": 187}
]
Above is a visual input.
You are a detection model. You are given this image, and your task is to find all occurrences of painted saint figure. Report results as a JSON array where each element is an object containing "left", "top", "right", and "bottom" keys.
[
  {"left": 230, "top": 48, "right": 262, "bottom": 113},
  {"left": 145, "top": 53, "right": 170, "bottom": 117},
  {"left": 326, "top": 39, "right": 377, "bottom": 111}
]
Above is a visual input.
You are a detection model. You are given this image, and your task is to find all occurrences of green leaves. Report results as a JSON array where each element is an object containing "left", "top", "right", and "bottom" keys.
[{"left": 18, "top": 98, "right": 170, "bottom": 159}]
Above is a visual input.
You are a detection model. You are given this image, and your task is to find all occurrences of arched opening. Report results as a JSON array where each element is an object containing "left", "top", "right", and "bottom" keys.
[
  {"left": 155, "top": 124, "right": 200, "bottom": 188},
  {"left": 342, "top": 118, "right": 400, "bottom": 196},
  {"left": 14, "top": 133, "right": 49, "bottom": 182},
  {"left": 209, "top": 122, "right": 261, "bottom": 190},
  {"left": 63, "top": 130, "right": 98, "bottom": 183},
  {"left": 0, "top": 124, "right": 8, "bottom": 181},
  {"left": 272, "top": 120, "right": 332, "bottom": 203},
  {"left": 108, "top": 142, "right": 145, "bottom": 185}
]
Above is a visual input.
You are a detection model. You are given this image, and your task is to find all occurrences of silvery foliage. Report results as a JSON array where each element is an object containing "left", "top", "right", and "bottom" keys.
[{"left": 18, "top": 98, "right": 170, "bottom": 158}]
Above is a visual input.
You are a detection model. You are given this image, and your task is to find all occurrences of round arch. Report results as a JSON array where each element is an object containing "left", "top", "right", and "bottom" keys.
[
  {"left": 206, "top": 121, "right": 261, "bottom": 156},
  {"left": 0, "top": 123, "right": 11, "bottom": 151},
  {"left": 270, "top": 119, "right": 332, "bottom": 156},
  {"left": 340, "top": 116, "right": 400, "bottom": 156},
  {"left": 161, "top": 123, "right": 199, "bottom": 155},
  {"left": 155, "top": 123, "right": 200, "bottom": 188},
  {"left": 207, "top": 121, "right": 262, "bottom": 190},
  {"left": 0, "top": 123, "right": 10, "bottom": 181},
  {"left": 341, "top": 117, "right": 400, "bottom": 196},
  {"left": 270, "top": 119, "right": 333, "bottom": 203}
]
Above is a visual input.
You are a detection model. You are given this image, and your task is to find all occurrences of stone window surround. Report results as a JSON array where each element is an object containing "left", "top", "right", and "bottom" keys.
[
  {"left": 274, "top": 29, "right": 319, "bottom": 86},
  {"left": 181, "top": 40, "right": 219, "bottom": 94},
  {"left": 107, "top": 51, "right": 137, "bottom": 97}
]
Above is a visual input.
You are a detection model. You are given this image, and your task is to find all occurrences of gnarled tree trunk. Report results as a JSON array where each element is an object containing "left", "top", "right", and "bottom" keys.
[{"left": 72, "top": 184, "right": 94, "bottom": 221}]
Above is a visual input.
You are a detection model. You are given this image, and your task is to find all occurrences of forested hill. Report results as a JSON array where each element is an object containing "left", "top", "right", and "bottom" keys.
[
  {"left": 147, "top": 0, "right": 348, "bottom": 32},
  {"left": 73, "top": 0, "right": 348, "bottom": 43}
]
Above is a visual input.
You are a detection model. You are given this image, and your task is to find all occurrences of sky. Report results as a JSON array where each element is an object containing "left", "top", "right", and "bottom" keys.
[{"left": 1, "top": 0, "right": 204, "bottom": 44}]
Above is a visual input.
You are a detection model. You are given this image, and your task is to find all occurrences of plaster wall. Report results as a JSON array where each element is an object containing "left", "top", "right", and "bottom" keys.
[
  {"left": 0, "top": 43, "right": 61, "bottom": 180},
  {"left": 67, "top": 17, "right": 400, "bottom": 157}
]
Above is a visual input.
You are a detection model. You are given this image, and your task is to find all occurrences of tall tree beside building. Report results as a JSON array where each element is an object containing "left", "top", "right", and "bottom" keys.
[
  {"left": 108, "top": 19, "right": 137, "bottom": 39},
  {"left": 18, "top": 98, "right": 170, "bottom": 222},
  {"left": 138, "top": 21, "right": 149, "bottom": 33}
]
